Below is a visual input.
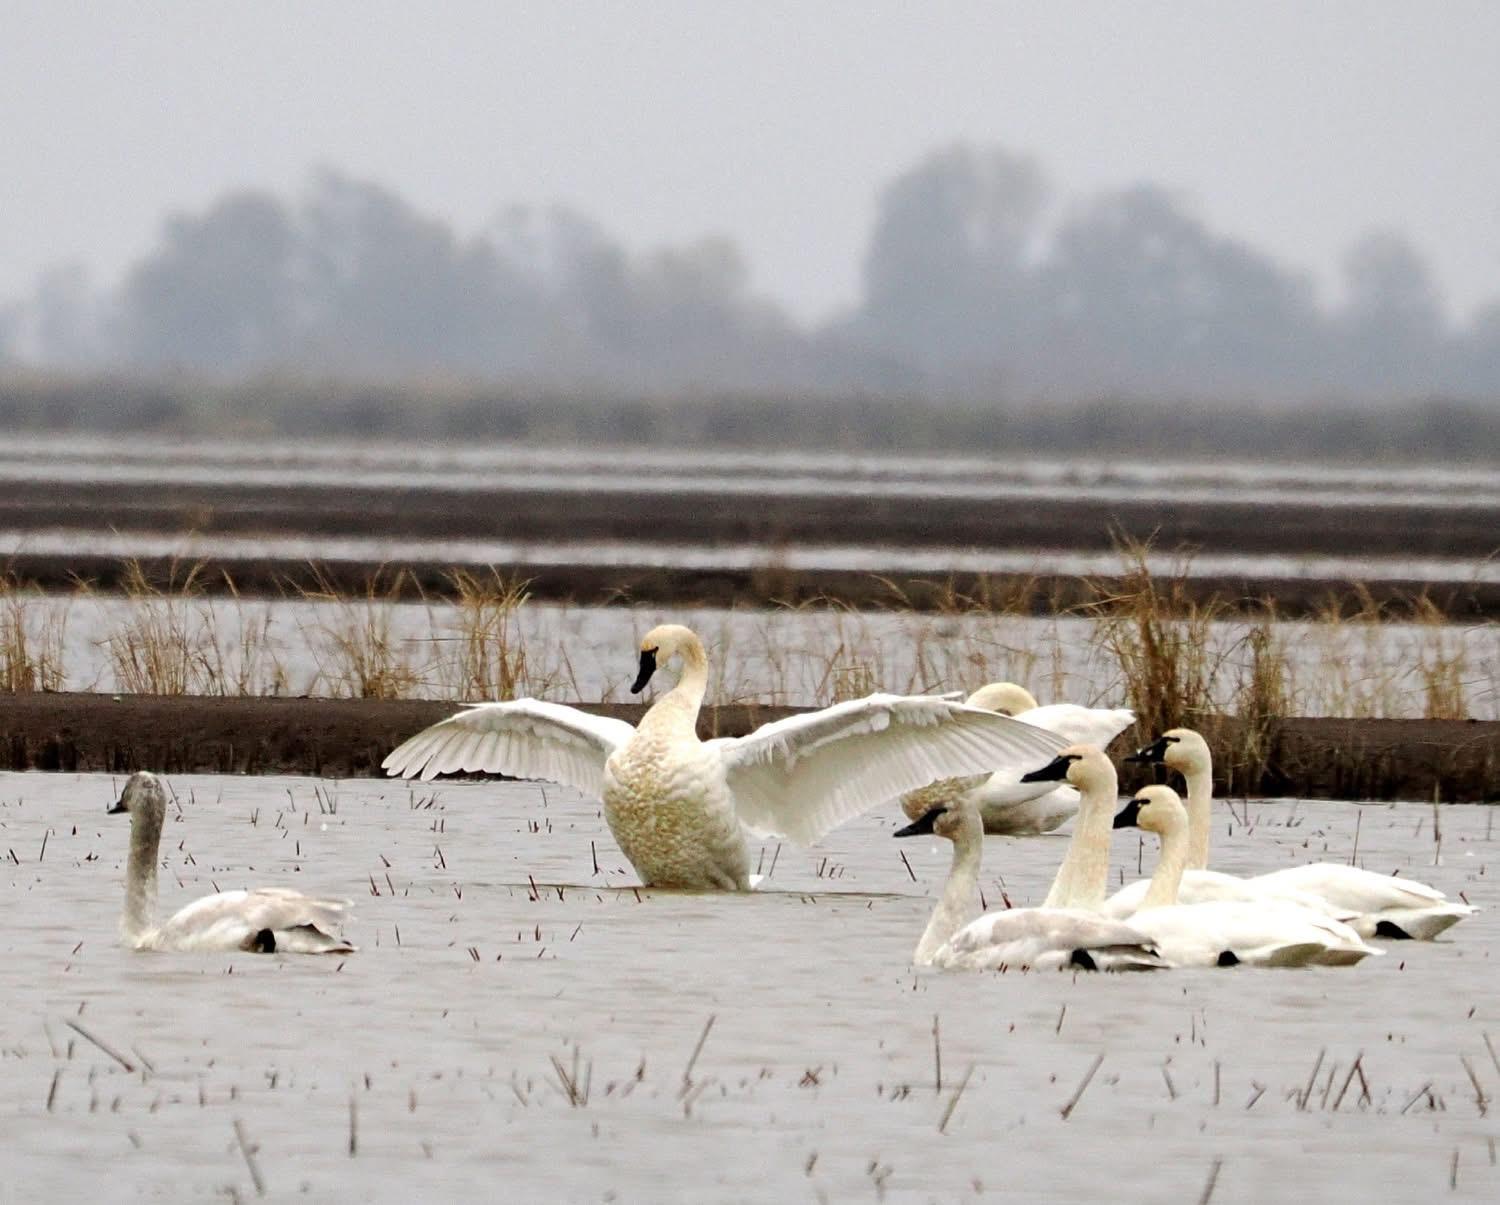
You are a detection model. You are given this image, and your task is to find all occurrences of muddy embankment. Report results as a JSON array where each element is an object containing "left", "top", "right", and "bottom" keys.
[
  {"left": 6, "top": 476, "right": 1500, "bottom": 557},
  {"left": 8, "top": 552, "right": 1500, "bottom": 619},
  {"left": 3, "top": 693, "right": 1499, "bottom": 802}
]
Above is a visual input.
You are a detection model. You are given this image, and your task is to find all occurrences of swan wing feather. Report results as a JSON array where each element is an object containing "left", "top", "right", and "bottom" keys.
[
  {"left": 945, "top": 907, "right": 1155, "bottom": 956},
  {"left": 1251, "top": 863, "right": 1449, "bottom": 911},
  {"left": 381, "top": 699, "right": 636, "bottom": 794},
  {"left": 1013, "top": 704, "right": 1136, "bottom": 748},
  {"left": 153, "top": 889, "right": 353, "bottom": 951},
  {"left": 718, "top": 695, "right": 1067, "bottom": 844}
]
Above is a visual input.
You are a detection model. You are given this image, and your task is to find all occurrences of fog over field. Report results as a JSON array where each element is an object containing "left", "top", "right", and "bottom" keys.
[
  {"left": 5, "top": 150, "right": 1500, "bottom": 403},
  {"left": 3, "top": 4, "right": 1500, "bottom": 406}
]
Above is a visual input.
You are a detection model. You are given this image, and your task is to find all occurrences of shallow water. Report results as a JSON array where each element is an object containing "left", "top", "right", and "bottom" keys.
[
  {"left": 2, "top": 772, "right": 1496, "bottom": 1202},
  {"left": 8, "top": 526, "right": 1500, "bottom": 588}
]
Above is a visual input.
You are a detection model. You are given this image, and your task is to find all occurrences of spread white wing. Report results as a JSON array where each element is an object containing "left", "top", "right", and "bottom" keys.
[
  {"left": 1014, "top": 704, "right": 1135, "bottom": 748},
  {"left": 381, "top": 699, "right": 637, "bottom": 795},
  {"left": 716, "top": 694, "right": 1068, "bottom": 844}
]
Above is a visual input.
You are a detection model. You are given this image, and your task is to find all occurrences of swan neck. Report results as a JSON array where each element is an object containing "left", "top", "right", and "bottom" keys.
[
  {"left": 643, "top": 636, "right": 708, "bottom": 735},
  {"left": 1042, "top": 778, "right": 1114, "bottom": 909},
  {"left": 121, "top": 810, "right": 162, "bottom": 943},
  {"left": 915, "top": 827, "right": 981, "bottom": 966},
  {"left": 1142, "top": 822, "right": 1190, "bottom": 909},
  {"left": 1184, "top": 764, "right": 1213, "bottom": 871}
]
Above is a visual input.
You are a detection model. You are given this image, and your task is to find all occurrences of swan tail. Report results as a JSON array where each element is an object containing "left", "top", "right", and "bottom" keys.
[
  {"left": 1086, "top": 944, "right": 1170, "bottom": 972},
  {"left": 1310, "top": 941, "right": 1383, "bottom": 966},
  {"left": 1365, "top": 904, "right": 1477, "bottom": 942},
  {"left": 1256, "top": 940, "right": 1338, "bottom": 968},
  {"left": 256, "top": 923, "right": 357, "bottom": 954}
]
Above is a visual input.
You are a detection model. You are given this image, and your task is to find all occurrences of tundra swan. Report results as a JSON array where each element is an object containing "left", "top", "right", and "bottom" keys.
[
  {"left": 900, "top": 683, "right": 1134, "bottom": 835},
  {"left": 1111, "top": 786, "right": 1381, "bottom": 967},
  {"left": 1121, "top": 729, "right": 1476, "bottom": 940},
  {"left": 383, "top": 624, "right": 1066, "bottom": 891},
  {"left": 893, "top": 793, "right": 1162, "bottom": 972},
  {"left": 110, "top": 772, "right": 354, "bottom": 954}
]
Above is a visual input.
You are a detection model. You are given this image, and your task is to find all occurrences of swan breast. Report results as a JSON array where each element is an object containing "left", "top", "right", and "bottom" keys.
[{"left": 603, "top": 731, "right": 747, "bottom": 889}]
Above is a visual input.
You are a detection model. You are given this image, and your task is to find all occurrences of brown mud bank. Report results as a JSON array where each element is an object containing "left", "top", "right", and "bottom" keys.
[
  {"left": 9, "top": 551, "right": 1500, "bottom": 618},
  {"left": 3, "top": 692, "right": 1499, "bottom": 802},
  {"left": 7, "top": 476, "right": 1500, "bottom": 560}
]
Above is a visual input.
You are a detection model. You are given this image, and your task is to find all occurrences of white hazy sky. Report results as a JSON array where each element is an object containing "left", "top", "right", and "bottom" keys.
[{"left": 4, "top": 2, "right": 1499, "bottom": 323}]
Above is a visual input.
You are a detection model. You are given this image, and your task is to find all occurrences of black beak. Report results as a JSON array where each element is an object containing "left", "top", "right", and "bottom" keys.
[
  {"left": 630, "top": 648, "right": 657, "bottom": 695},
  {"left": 893, "top": 806, "right": 946, "bottom": 838},
  {"left": 1020, "top": 754, "right": 1074, "bottom": 783},
  {"left": 1113, "top": 798, "right": 1144, "bottom": 829},
  {"left": 1125, "top": 736, "right": 1170, "bottom": 765},
  {"left": 107, "top": 799, "right": 127, "bottom": 815}
]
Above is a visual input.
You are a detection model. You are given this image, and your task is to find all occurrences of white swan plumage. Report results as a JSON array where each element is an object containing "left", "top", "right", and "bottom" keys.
[
  {"left": 1113, "top": 728, "right": 1477, "bottom": 940},
  {"left": 383, "top": 624, "right": 1067, "bottom": 890},
  {"left": 900, "top": 683, "right": 1134, "bottom": 835},
  {"left": 110, "top": 772, "right": 355, "bottom": 954},
  {"left": 1111, "top": 786, "right": 1381, "bottom": 967},
  {"left": 894, "top": 745, "right": 1164, "bottom": 971}
]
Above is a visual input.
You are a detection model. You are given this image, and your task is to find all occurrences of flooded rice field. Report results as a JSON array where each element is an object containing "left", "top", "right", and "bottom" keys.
[
  {"left": 2, "top": 772, "right": 1496, "bottom": 1201},
  {"left": 7, "top": 526, "right": 1500, "bottom": 589},
  {"left": 5, "top": 434, "right": 1500, "bottom": 576},
  {"left": 17, "top": 594, "right": 1500, "bottom": 720},
  {"left": 9, "top": 432, "right": 1500, "bottom": 507}
]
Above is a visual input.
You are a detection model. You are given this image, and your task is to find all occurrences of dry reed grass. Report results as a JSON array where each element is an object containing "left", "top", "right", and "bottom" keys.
[
  {"left": 0, "top": 573, "right": 67, "bottom": 692},
  {"left": 0, "top": 556, "right": 1489, "bottom": 724},
  {"left": 95, "top": 560, "right": 288, "bottom": 696},
  {"left": 426, "top": 569, "right": 580, "bottom": 701},
  {"left": 296, "top": 568, "right": 425, "bottom": 700},
  {"left": 1084, "top": 538, "right": 1231, "bottom": 739}
]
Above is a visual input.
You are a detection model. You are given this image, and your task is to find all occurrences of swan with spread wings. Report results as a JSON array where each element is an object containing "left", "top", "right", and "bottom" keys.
[{"left": 383, "top": 624, "right": 1066, "bottom": 890}]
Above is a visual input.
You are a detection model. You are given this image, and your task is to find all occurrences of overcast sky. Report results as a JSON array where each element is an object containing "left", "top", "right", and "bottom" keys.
[{"left": 4, "top": 2, "right": 1498, "bottom": 323}]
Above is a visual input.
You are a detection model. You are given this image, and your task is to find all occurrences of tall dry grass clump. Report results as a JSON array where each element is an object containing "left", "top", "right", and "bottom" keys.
[
  {"left": 96, "top": 560, "right": 287, "bottom": 695},
  {"left": 1228, "top": 606, "right": 1294, "bottom": 786},
  {"left": 298, "top": 569, "right": 424, "bottom": 699},
  {"left": 1085, "top": 540, "right": 1227, "bottom": 740},
  {"left": 427, "top": 569, "right": 581, "bottom": 700},
  {"left": 100, "top": 560, "right": 205, "bottom": 694},
  {"left": 0, "top": 574, "right": 67, "bottom": 692},
  {"left": 1410, "top": 596, "right": 1470, "bottom": 719},
  {"left": 198, "top": 577, "right": 289, "bottom": 696}
]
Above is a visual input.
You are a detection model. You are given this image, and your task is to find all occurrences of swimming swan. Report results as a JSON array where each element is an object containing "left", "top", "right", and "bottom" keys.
[
  {"left": 382, "top": 624, "right": 1067, "bottom": 891},
  {"left": 1111, "top": 786, "right": 1381, "bottom": 967},
  {"left": 900, "top": 683, "right": 1135, "bottom": 835},
  {"left": 893, "top": 755, "right": 1162, "bottom": 971},
  {"left": 110, "top": 772, "right": 355, "bottom": 954},
  {"left": 1120, "top": 729, "right": 1476, "bottom": 940}
]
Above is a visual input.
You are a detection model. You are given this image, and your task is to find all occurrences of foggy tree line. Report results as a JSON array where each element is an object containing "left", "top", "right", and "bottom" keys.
[{"left": 3, "top": 147, "right": 1500, "bottom": 402}]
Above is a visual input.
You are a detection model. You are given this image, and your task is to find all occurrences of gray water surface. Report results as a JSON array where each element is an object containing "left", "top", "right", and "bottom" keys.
[{"left": 1, "top": 773, "right": 1496, "bottom": 1202}]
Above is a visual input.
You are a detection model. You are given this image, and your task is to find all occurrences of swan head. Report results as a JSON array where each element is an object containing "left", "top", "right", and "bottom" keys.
[
  {"left": 893, "top": 803, "right": 979, "bottom": 843},
  {"left": 1018, "top": 743, "right": 1115, "bottom": 793},
  {"left": 963, "top": 682, "right": 1039, "bottom": 716},
  {"left": 108, "top": 771, "right": 167, "bottom": 822},
  {"left": 1113, "top": 784, "right": 1188, "bottom": 835},
  {"left": 1125, "top": 727, "right": 1211, "bottom": 776},
  {"left": 631, "top": 623, "right": 703, "bottom": 694}
]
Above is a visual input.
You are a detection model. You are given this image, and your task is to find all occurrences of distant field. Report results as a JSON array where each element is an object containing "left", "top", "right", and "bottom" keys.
[{"left": 3, "top": 432, "right": 1500, "bottom": 615}]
